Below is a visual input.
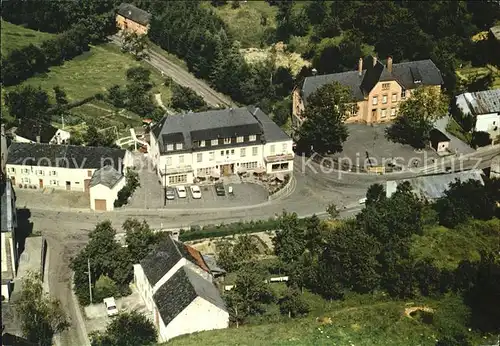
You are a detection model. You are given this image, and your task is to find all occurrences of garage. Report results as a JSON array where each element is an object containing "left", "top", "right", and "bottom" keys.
[{"left": 94, "top": 199, "right": 107, "bottom": 211}]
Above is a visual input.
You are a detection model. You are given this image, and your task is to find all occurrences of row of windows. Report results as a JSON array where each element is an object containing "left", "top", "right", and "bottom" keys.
[
  {"left": 378, "top": 108, "right": 397, "bottom": 118},
  {"left": 241, "top": 162, "right": 258, "bottom": 169},
  {"left": 271, "top": 163, "right": 290, "bottom": 171},
  {"left": 20, "top": 178, "right": 59, "bottom": 185},
  {"left": 9, "top": 168, "right": 94, "bottom": 177},
  {"left": 166, "top": 147, "right": 262, "bottom": 166},
  {"left": 372, "top": 92, "right": 402, "bottom": 106},
  {"left": 168, "top": 174, "right": 187, "bottom": 184},
  {"left": 166, "top": 135, "right": 258, "bottom": 151}
]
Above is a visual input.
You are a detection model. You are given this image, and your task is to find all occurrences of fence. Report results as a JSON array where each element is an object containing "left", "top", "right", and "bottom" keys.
[{"left": 268, "top": 175, "right": 295, "bottom": 201}]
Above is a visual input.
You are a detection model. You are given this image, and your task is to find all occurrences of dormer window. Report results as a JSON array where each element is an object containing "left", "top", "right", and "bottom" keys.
[
  {"left": 176, "top": 143, "right": 183, "bottom": 150},
  {"left": 167, "top": 144, "right": 174, "bottom": 151},
  {"left": 211, "top": 139, "right": 218, "bottom": 146},
  {"left": 200, "top": 140, "right": 205, "bottom": 147},
  {"left": 223, "top": 138, "right": 231, "bottom": 144},
  {"left": 249, "top": 135, "right": 256, "bottom": 142},
  {"left": 401, "top": 90, "right": 406, "bottom": 99},
  {"left": 236, "top": 136, "right": 244, "bottom": 143}
]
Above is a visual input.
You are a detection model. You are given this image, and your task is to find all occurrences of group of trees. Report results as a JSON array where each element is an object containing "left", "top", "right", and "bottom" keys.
[
  {"left": 1, "top": 0, "right": 118, "bottom": 86},
  {"left": 168, "top": 77, "right": 208, "bottom": 112},
  {"left": 71, "top": 219, "right": 166, "bottom": 304},
  {"left": 114, "top": 170, "right": 140, "bottom": 208},
  {"left": 219, "top": 176, "right": 500, "bottom": 341}
]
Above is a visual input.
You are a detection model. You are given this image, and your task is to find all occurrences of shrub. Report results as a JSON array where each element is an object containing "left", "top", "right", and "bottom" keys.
[
  {"left": 114, "top": 170, "right": 140, "bottom": 207},
  {"left": 93, "top": 275, "right": 119, "bottom": 302},
  {"left": 471, "top": 131, "right": 491, "bottom": 148}
]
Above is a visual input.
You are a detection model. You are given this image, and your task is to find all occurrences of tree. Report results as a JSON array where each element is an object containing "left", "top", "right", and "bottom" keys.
[
  {"left": 297, "top": 82, "right": 353, "bottom": 155},
  {"left": 84, "top": 126, "right": 117, "bottom": 148},
  {"left": 93, "top": 275, "right": 119, "bottom": 302},
  {"left": 278, "top": 287, "right": 310, "bottom": 318},
  {"left": 108, "top": 85, "right": 126, "bottom": 108},
  {"left": 304, "top": 214, "right": 324, "bottom": 254},
  {"left": 121, "top": 32, "right": 149, "bottom": 60},
  {"left": 273, "top": 211, "right": 305, "bottom": 265},
  {"left": 5, "top": 86, "right": 51, "bottom": 123},
  {"left": 170, "top": 83, "right": 207, "bottom": 111},
  {"left": 215, "top": 235, "right": 260, "bottom": 272},
  {"left": 53, "top": 86, "right": 68, "bottom": 105},
  {"left": 90, "top": 311, "right": 157, "bottom": 346},
  {"left": 16, "top": 271, "right": 70, "bottom": 346},
  {"left": 385, "top": 88, "right": 448, "bottom": 149},
  {"left": 365, "top": 183, "right": 386, "bottom": 206},
  {"left": 123, "top": 218, "right": 157, "bottom": 264},
  {"left": 271, "top": 98, "right": 291, "bottom": 127},
  {"left": 471, "top": 131, "right": 491, "bottom": 148},
  {"left": 325, "top": 203, "right": 339, "bottom": 219}
]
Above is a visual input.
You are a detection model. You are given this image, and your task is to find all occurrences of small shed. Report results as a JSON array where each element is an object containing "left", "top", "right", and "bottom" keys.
[
  {"left": 89, "top": 166, "right": 126, "bottom": 211},
  {"left": 429, "top": 128, "right": 450, "bottom": 153}
]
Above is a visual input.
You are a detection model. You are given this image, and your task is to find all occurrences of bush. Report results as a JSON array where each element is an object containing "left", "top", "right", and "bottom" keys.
[
  {"left": 471, "top": 131, "right": 491, "bottom": 148},
  {"left": 114, "top": 171, "right": 140, "bottom": 207},
  {"left": 93, "top": 275, "right": 120, "bottom": 302},
  {"left": 171, "top": 83, "right": 208, "bottom": 111}
]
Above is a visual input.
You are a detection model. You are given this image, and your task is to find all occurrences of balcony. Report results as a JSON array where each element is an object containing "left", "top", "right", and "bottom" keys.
[{"left": 264, "top": 154, "right": 294, "bottom": 163}]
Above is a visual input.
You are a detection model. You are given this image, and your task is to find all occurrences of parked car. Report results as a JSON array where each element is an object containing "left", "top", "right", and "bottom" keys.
[
  {"left": 166, "top": 187, "right": 176, "bottom": 200},
  {"left": 190, "top": 185, "right": 202, "bottom": 199},
  {"left": 103, "top": 297, "right": 118, "bottom": 317},
  {"left": 215, "top": 183, "right": 225, "bottom": 196},
  {"left": 176, "top": 185, "right": 187, "bottom": 198}
]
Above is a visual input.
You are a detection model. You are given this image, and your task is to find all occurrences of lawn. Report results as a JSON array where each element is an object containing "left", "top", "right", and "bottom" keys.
[
  {"left": 456, "top": 64, "right": 500, "bottom": 90},
  {"left": 446, "top": 116, "right": 472, "bottom": 144},
  {"left": 1, "top": 19, "right": 55, "bottom": 56},
  {"left": 206, "top": 1, "right": 278, "bottom": 48}
]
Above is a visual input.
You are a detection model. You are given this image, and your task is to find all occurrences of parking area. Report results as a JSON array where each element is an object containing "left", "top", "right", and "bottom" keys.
[
  {"left": 83, "top": 285, "right": 151, "bottom": 334},
  {"left": 330, "top": 123, "right": 439, "bottom": 169},
  {"left": 129, "top": 156, "right": 270, "bottom": 209}
]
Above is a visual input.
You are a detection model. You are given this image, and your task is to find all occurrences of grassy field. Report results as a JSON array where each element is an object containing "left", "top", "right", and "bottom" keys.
[
  {"left": 1, "top": 19, "right": 55, "bottom": 56},
  {"left": 446, "top": 116, "right": 472, "bottom": 144},
  {"left": 456, "top": 64, "right": 500, "bottom": 90},
  {"left": 206, "top": 1, "right": 278, "bottom": 48}
]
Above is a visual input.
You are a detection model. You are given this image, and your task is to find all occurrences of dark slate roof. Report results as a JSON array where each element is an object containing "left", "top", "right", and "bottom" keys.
[
  {"left": 248, "top": 106, "right": 291, "bottom": 143},
  {"left": 117, "top": 3, "right": 151, "bottom": 26},
  {"left": 302, "top": 59, "right": 443, "bottom": 104},
  {"left": 430, "top": 128, "right": 450, "bottom": 147},
  {"left": 1, "top": 179, "right": 15, "bottom": 233},
  {"left": 153, "top": 266, "right": 226, "bottom": 326},
  {"left": 140, "top": 236, "right": 210, "bottom": 286},
  {"left": 2, "top": 333, "right": 37, "bottom": 346},
  {"left": 89, "top": 165, "right": 124, "bottom": 188},
  {"left": 151, "top": 107, "right": 265, "bottom": 152},
  {"left": 6, "top": 143, "right": 126, "bottom": 170},
  {"left": 14, "top": 120, "right": 58, "bottom": 143}
]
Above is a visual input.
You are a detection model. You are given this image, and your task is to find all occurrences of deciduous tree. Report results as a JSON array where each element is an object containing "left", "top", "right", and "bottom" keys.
[
  {"left": 273, "top": 211, "right": 305, "bottom": 265},
  {"left": 278, "top": 287, "right": 310, "bottom": 318}
]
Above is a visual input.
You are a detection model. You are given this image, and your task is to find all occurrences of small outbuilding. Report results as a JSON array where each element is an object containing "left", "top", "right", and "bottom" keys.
[
  {"left": 116, "top": 3, "right": 152, "bottom": 35},
  {"left": 429, "top": 128, "right": 450, "bottom": 154},
  {"left": 89, "top": 165, "right": 126, "bottom": 211}
]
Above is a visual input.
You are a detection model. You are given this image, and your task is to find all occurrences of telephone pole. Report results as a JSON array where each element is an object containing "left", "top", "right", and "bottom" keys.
[
  {"left": 61, "top": 114, "right": 65, "bottom": 129},
  {"left": 86, "top": 258, "right": 93, "bottom": 304}
]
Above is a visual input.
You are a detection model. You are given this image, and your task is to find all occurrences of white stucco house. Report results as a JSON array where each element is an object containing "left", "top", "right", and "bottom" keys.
[
  {"left": 5, "top": 142, "right": 133, "bottom": 194},
  {"left": 456, "top": 89, "right": 500, "bottom": 137},
  {"left": 1, "top": 178, "right": 18, "bottom": 301},
  {"left": 491, "top": 155, "right": 500, "bottom": 179},
  {"left": 149, "top": 106, "right": 294, "bottom": 186},
  {"left": 133, "top": 236, "right": 229, "bottom": 342},
  {"left": 13, "top": 119, "right": 71, "bottom": 145},
  {"left": 89, "top": 165, "right": 127, "bottom": 211}
]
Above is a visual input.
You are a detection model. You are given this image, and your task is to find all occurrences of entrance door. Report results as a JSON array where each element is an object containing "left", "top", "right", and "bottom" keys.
[
  {"left": 11, "top": 177, "right": 15, "bottom": 185},
  {"left": 39, "top": 179, "right": 44, "bottom": 189},
  {"left": 66, "top": 181, "right": 71, "bottom": 191},
  {"left": 371, "top": 109, "right": 377, "bottom": 120},
  {"left": 223, "top": 164, "right": 231, "bottom": 176},
  {"left": 94, "top": 199, "right": 107, "bottom": 211}
]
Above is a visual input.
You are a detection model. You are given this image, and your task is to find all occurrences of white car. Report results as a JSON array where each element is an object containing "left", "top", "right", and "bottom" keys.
[
  {"left": 103, "top": 297, "right": 118, "bottom": 317},
  {"left": 190, "top": 185, "right": 202, "bottom": 199},
  {"left": 176, "top": 185, "right": 187, "bottom": 198}
]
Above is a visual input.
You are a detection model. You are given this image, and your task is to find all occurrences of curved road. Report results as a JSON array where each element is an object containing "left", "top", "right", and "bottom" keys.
[
  {"left": 109, "top": 35, "right": 232, "bottom": 108},
  {"left": 28, "top": 147, "right": 498, "bottom": 346}
]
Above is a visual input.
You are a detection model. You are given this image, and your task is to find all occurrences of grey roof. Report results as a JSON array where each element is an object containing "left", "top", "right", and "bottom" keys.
[
  {"left": 302, "top": 59, "right": 443, "bottom": 104},
  {"left": 89, "top": 165, "right": 123, "bottom": 188},
  {"left": 429, "top": 128, "right": 450, "bottom": 147},
  {"left": 490, "top": 25, "right": 500, "bottom": 41},
  {"left": 202, "top": 255, "right": 226, "bottom": 274},
  {"left": 14, "top": 119, "right": 58, "bottom": 143},
  {"left": 386, "top": 169, "right": 484, "bottom": 200},
  {"left": 456, "top": 89, "right": 500, "bottom": 115},
  {"left": 140, "top": 236, "right": 210, "bottom": 286},
  {"left": 153, "top": 266, "right": 226, "bottom": 326},
  {"left": 6, "top": 143, "right": 126, "bottom": 170},
  {"left": 1, "top": 179, "right": 15, "bottom": 233},
  {"left": 117, "top": 3, "right": 151, "bottom": 26},
  {"left": 248, "top": 106, "right": 291, "bottom": 143},
  {"left": 151, "top": 107, "right": 273, "bottom": 153}
]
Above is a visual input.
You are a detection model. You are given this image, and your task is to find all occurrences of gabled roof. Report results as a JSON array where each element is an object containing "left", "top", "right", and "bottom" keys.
[
  {"left": 429, "top": 128, "right": 450, "bottom": 146},
  {"left": 14, "top": 120, "right": 58, "bottom": 143},
  {"left": 302, "top": 59, "right": 443, "bottom": 104},
  {"left": 117, "top": 3, "right": 152, "bottom": 26},
  {"left": 248, "top": 106, "right": 291, "bottom": 143},
  {"left": 153, "top": 266, "right": 226, "bottom": 326},
  {"left": 6, "top": 143, "right": 126, "bottom": 170},
  {"left": 89, "top": 165, "right": 124, "bottom": 188},
  {"left": 456, "top": 89, "right": 500, "bottom": 115},
  {"left": 140, "top": 236, "right": 210, "bottom": 286}
]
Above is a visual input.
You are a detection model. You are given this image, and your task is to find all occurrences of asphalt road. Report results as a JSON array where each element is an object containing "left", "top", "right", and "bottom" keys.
[
  {"left": 28, "top": 147, "right": 499, "bottom": 346},
  {"left": 108, "top": 35, "right": 232, "bottom": 108}
]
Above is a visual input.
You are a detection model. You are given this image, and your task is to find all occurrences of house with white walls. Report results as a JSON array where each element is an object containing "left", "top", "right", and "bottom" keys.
[
  {"left": 89, "top": 165, "right": 127, "bottom": 211},
  {"left": 13, "top": 119, "right": 71, "bottom": 145},
  {"left": 133, "top": 236, "right": 228, "bottom": 342},
  {"left": 5, "top": 142, "right": 132, "bottom": 193},
  {"left": 1, "top": 177, "right": 18, "bottom": 301},
  {"left": 456, "top": 89, "right": 500, "bottom": 137},
  {"left": 149, "top": 106, "right": 294, "bottom": 186}
]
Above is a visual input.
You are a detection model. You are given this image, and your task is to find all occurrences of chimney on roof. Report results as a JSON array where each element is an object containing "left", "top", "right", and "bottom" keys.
[
  {"left": 358, "top": 58, "right": 363, "bottom": 76},
  {"left": 36, "top": 135, "right": 40, "bottom": 143},
  {"left": 128, "top": 10, "right": 132, "bottom": 16},
  {"left": 372, "top": 56, "right": 377, "bottom": 67},
  {"left": 387, "top": 56, "right": 393, "bottom": 73}
]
